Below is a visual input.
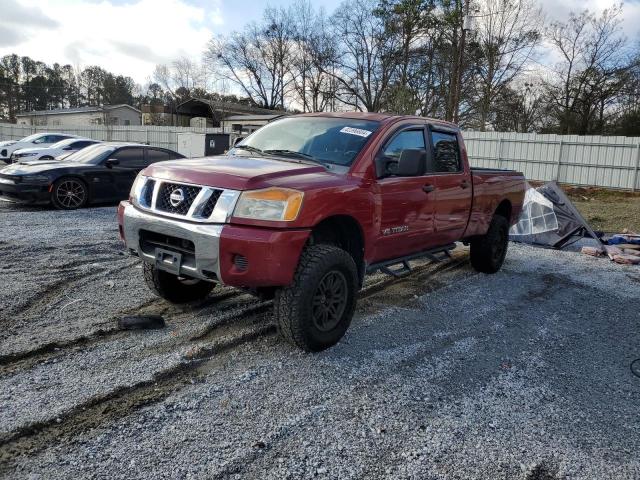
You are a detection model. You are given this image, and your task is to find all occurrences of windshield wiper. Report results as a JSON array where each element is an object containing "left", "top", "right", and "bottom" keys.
[
  {"left": 232, "top": 145, "right": 265, "bottom": 155},
  {"left": 263, "top": 149, "right": 326, "bottom": 167}
]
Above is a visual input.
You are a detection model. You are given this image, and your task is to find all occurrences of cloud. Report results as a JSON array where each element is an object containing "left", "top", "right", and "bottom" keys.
[
  {"left": 0, "top": 0, "right": 224, "bottom": 83},
  {"left": 0, "top": 26, "right": 28, "bottom": 47},
  {"left": 0, "top": 0, "right": 59, "bottom": 28}
]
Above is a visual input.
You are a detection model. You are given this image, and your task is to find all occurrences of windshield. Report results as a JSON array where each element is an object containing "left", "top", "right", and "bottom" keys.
[
  {"left": 20, "top": 133, "right": 44, "bottom": 143},
  {"left": 64, "top": 144, "right": 115, "bottom": 164},
  {"left": 232, "top": 116, "right": 380, "bottom": 166},
  {"left": 50, "top": 139, "right": 77, "bottom": 149}
]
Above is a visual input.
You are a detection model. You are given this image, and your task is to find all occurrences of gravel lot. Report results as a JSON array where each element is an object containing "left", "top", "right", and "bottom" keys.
[{"left": 1, "top": 199, "right": 639, "bottom": 480}]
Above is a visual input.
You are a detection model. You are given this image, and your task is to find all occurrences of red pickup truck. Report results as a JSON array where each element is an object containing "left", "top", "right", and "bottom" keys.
[{"left": 118, "top": 113, "right": 525, "bottom": 351}]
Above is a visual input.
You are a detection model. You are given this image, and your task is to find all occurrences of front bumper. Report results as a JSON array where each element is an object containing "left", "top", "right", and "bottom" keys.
[
  {"left": 0, "top": 179, "right": 50, "bottom": 204},
  {"left": 119, "top": 201, "right": 310, "bottom": 288}
]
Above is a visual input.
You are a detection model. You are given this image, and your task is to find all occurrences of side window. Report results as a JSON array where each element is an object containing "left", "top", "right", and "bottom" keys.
[
  {"left": 430, "top": 131, "right": 461, "bottom": 173},
  {"left": 146, "top": 149, "right": 177, "bottom": 164},
  {"left": 111, "top": 147, "right": 145, "bottom": 167},
  {"left": 383, "top": 130, "right": 425, "bottom": 159},
  {"left": 32, "top": 136, "right": 48, "bottom": 144},
  {"left": 72, "top": 140, "right": 94, "bottom": 149}
]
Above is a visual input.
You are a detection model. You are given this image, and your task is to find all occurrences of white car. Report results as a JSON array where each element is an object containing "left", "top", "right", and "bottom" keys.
[
  {"left": 0, "top": 133, "right": 80, "bottom": 162},
  {"left": 10, "top": 138, "right": 101, "bottom": 163}
]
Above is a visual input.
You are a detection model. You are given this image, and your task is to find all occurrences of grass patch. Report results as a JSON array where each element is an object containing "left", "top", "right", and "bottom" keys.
[{"left": 563, "top": 185, "right": 640, "bottom": 233}]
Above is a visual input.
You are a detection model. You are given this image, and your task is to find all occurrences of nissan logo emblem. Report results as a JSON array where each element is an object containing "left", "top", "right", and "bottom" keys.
[{"left": 169, "top": 188, "right": 185, "bottom": 207}]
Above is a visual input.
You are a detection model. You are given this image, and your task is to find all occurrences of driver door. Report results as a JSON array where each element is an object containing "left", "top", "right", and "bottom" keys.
[{"left": 372, "top": 126, "right": 437, "bottom": 262}]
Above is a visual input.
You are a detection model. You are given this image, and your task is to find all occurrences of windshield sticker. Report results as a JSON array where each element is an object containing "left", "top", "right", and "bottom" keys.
[{"left": 340, "top": 127, "right": 372, "bottom": 138}]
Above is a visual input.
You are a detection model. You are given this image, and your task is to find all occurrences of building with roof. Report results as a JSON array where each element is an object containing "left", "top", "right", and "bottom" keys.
[
  {"left": 15, "top": 104, "right": 141, "bottom": 127},
  {"left": 175, "top": 98, "right": 286, "bottom": 128}
]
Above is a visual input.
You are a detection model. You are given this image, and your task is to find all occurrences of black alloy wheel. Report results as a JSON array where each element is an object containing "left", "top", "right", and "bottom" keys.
[
  {"left": 52, "top": 178, "right": 88, "bottom": 210},
  {"left": 311, "top": 270, "right": 348, "bottom": 332}
]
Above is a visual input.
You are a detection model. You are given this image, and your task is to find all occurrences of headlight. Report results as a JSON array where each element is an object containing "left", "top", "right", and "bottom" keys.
[
  {"left": 130, "top": 175, "right": 149, "bottom": 206},
  {"left": 21, "top": 175, "right": 50, "bottom": 183},
  {"left": 233, "top": 188, "right": 304, "bottom": 221}
]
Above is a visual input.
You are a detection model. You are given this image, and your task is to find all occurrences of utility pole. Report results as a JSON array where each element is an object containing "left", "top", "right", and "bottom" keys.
[{"left": 452, "top": 0, "right": 471, "bottom": 124}]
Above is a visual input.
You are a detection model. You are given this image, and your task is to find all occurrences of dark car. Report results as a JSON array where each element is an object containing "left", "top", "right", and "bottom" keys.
[{"left": 0, "top": 143, "right": 185, "bottom": 210}]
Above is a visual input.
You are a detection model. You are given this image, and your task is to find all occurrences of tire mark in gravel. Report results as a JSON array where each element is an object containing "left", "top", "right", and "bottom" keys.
[
  {"left": 0, "top": 254, "right": 469, "bottom": 465},
  {"left": 0, "top": 289, "right": 251, "bottom": 373},
  {"left": 0, "top": 324, "right": 277, "bottom": 469},
  {"left": 2, "top": 259, "right": 137, "bottom": 320}
]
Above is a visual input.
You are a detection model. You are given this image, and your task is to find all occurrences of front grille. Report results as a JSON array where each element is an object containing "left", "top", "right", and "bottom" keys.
[
  {"left": 156, "top": 182, "right": 201, "bottom": 215},
  {"left": 200, "top": 190, "right": 223, "bottom": 218}
]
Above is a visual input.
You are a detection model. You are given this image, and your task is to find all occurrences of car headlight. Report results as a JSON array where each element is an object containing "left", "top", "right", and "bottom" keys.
[
  {"left": 21, "top": 174, "right": 50, "bottom": 183},
  {"left": 233, "top": 188, "right": 304, "bottom": 221},
  {"left": 130, "top": 175, "right": 149, "bottom": 206}
]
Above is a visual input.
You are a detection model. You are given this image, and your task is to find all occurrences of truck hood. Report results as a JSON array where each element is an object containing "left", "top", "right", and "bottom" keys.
[{"left": 145, "top": 155, "right": 333, "bottom": 191}]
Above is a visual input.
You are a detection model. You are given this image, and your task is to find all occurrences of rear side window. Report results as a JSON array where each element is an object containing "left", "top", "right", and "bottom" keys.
[
  {"left": 383, "top": 130, "right": 425, "bottom": 159},
  {"left": 430, "top": 131, "right": 461, "bottom": 173},
  {"left": 146, "top": 149, "right": 178, "bottom": 163}
]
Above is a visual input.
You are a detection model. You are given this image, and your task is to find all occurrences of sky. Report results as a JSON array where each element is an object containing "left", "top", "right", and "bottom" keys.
[{"left": 0, "top": 0, "right": 638, "bottom": 86}]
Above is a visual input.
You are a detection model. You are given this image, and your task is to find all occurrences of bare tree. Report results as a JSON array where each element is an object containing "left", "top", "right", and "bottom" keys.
[
  {"left": 320, "top": 0, "right": 400, "bottom": 112},
  {"left": 470, "top": 0, "right": 543, "bottom": 130},
  {"left": 205, "top": 7, "right": 294, "bottom": 109},
  {"left": 545, "top": 4, "right": 630, "bottom": 134}
]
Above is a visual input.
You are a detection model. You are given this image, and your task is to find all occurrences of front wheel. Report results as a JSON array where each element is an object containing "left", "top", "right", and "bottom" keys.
[
  {"left": 274, "top": 244, "right": 358, "bottom": 352},
  {"left": 470, "top": 215, "right": 509, "bottom": 274},
  {"left": 143, "top": 263, "right": 215, "bottom": 303},
  {"left": 51, "top": 177, "right": 88, "bottom": 210}
]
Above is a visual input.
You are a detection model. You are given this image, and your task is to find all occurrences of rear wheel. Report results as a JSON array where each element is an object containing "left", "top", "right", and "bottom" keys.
[
  {"left": 274, "top": 244, "right": 358, "bottom": 352},
  {"left": 51, "top": 177, "right": 88, "bottom": 210},
  {"left": 143, "top": 263, "right": 215, "bottom": 303},
  {"left": 470, "top": 215, "right": 509, "bottom": 274}
]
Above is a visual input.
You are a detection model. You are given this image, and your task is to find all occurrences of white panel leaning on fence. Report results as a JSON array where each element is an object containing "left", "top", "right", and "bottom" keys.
[
  {"left": 1, "top": 124, "right": 639, "bottom": 190},
  {"left": 0, "top": 124, "right": 226, "bottom": 154},
  {"left": 463, "top": 131, "right": 640, "bottom": 191}
]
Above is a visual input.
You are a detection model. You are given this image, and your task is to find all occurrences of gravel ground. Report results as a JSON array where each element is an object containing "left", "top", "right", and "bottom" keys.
[{"left": 1, "top": 199, "right": 639, "bottom": 479}]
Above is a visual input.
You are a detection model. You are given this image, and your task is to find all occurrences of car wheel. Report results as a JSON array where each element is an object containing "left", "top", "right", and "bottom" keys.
[
  {"left": 470, "top": 214, "right": 509, "bottom": 274},
  {"left": 143, "top": 263, "right": 215, "bottom": 303},
  {"left": 274, "top": 244, "right": 358, "bottom": 352},
  {"left": 51, "top": 177, "right": 89, "bottom": 210}
]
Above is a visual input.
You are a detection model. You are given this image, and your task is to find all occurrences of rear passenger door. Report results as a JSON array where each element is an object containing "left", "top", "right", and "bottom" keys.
[{"left": 427, "top": 128, "right": 473, "bottom": 244}]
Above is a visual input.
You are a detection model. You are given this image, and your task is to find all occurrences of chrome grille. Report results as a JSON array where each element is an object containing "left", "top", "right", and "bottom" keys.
[
  {"left": 133, "top": 176, "right": 238, "bottom": 223},
  {"left": 156, "top": 183, "right": 202, "bottom": 215},
  {"left": 201, "top": 190, "right": 223, "bottom": 218}
]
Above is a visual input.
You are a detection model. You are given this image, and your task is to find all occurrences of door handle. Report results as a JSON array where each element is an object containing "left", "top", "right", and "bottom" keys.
[
  {"left": 422, "top": 184, "right": 435, "bottom": 193},
  {"left": 460, "top": 180, "right": 471, "bottom": 189}
]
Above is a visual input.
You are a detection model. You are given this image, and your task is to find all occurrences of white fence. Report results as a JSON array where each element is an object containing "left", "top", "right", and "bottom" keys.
[
  {"left": 0, "top": 124, "right": 226, "bottom": 152},
  {"left": 464, "top": 131, "right": 640, "bottom": 191},
  {"left": 1, "top": 124, "right": 639, "bottom": 190}
]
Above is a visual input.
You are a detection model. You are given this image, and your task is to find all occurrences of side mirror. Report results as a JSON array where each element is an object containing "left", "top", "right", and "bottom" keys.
[
  {"left": 396, "top": 149, "right": 426, "bottom": 176},
  {"left": 105, "top": 158, "right": 120, "bottom": 168}
]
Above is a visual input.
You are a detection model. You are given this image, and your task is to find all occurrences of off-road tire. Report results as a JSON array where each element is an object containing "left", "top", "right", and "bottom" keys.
[
  {"left": 51, "top": 177, "right": 89, "bottom": 210},
  {"left": 274, "top": 244, "right": 358, "bottom": 352},
  {"left": 143, "top": 263, "right": 215, "bottom": 303},
  {"left": 470, "top": 214, "right": 509, "bottom": 274}
]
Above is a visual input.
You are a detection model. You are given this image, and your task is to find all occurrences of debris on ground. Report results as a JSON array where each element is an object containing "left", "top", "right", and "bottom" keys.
[{"left": 510, "top": 181, "right": 603, "bottom": 251}]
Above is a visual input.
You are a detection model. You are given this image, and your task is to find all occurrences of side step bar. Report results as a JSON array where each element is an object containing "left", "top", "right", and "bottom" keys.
[{"left": 366, "top": 243, "right": 456, "bottom": 278}]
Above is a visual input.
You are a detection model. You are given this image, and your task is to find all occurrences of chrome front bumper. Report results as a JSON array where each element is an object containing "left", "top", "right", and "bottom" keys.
[{"left": 122, "top": 203, "right": 223, "bottom": 282}]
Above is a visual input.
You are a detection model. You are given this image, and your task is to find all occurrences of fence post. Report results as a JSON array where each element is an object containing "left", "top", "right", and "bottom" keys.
[
  {"left": 496, "top": 137, "right": 502, "bottom": 169},
  {"left": 555, "top": 139, "right": 563, "bottom": 182},
  {"left": 632, "top": 143, "right": 640, "bottom": 192}
]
